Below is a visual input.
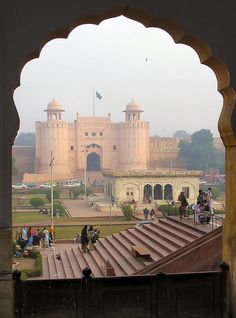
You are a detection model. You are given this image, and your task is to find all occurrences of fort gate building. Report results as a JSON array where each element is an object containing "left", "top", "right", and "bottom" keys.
[{"left": 2, "top": 1, "right": 236, "bottom": 317}]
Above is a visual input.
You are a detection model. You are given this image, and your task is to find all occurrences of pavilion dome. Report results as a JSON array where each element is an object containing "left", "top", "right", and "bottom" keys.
[
  {"left": 47, "top": 98, "right": 64, "bottom": 111},
  {"left": 125, "top": 100, "right": 142, "bottom": 112}
]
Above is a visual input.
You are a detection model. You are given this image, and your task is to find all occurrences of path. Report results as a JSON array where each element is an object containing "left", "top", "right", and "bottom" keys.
[{"left": 62, "top": 198, "right": 123, "bottom": 218}]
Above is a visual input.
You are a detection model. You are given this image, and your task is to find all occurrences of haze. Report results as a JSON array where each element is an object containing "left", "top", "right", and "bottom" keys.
[{"left": 13, "top": 16, "right": 223, "bottom": 137}]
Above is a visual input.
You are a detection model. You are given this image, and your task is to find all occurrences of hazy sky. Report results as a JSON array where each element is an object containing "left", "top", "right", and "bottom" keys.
[{"left": 14, "top": 16, "right": 223, "bottom": 137}]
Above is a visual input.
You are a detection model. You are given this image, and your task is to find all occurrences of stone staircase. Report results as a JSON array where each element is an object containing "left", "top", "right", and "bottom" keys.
[{"left": 40, "top": 217, "right": 215, "bottom": 279}]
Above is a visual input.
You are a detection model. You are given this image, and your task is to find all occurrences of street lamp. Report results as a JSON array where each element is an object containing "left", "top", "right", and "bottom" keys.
[
  {"left": 81, "top": 145, "right": 88, "bottom": 196},
  {"left": 49, "top": 150, "right": 55, "bottom": 237},
  {"left": 109, "top": 182, "right": 112, "bottom": 235}
]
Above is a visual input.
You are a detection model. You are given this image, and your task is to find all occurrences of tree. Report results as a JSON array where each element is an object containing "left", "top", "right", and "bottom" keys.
[
  {"left": 121, "top": 204, "right": 134, "bottom": 221},
  {"left": 211, "top": 186, "right": 221, "bottom": 199},
  {"left": 14, "top": 132, "right": 35, "bottom": 146},
  {"left": 178, "top": 129, "right": 218, "bottom": 172},
  {"left": 12, "top": 157, "right": 18, "bottom": 176},
  {"left": 30, "top": 197, "right": 45, "bottom": 208},
  {"left": 53, "top": 202, "right": 66, "bottom": 216},
  {"left": 45, "top": 188, "right": 60, "bottom": 202},
  {"left": 173, "top": 130, "right": 190, "bottom": 139},
  {"left": 70, "top": 186, "right": 85, "bottom": 199}
]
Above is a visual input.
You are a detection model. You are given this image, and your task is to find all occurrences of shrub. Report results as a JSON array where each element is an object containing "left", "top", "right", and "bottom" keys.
[
  {"left": 121, "top": 204, "right": 134, "bottom": 221},
  {"left": 211, "top": 186, "right": 221, "bottom": 199},
  {"left": 45, "top": 188, "right": 60, "bottom": 202},
  {"left": 53, "top": 202, "right": 66, "bottom": 216},
  {"left": 70, "top": 186, "right": 85, "bottom": 199},
  {"left": 30, "top": 197, "right": 45, "bottom": 208},
  {"left": 27, "top": 251, "right": 42, "bottom": 278},
  {"left": 158, "top": 204, "right": 177, "bottom": 216}
]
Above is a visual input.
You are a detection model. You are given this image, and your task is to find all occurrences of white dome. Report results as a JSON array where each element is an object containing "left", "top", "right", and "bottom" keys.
[
  {"left": 47, "top": 98, "right": 64, "bottom": 111},
  {"left": 125, "top": 100, "right": 142, "bottom": 112}
]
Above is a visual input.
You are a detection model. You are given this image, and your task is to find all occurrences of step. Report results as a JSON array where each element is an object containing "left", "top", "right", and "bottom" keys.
[
  {"left": 53, "top": 253, "right": 67, "bottom": 279},
  {"left": 98, "top": 238, "right": 133, "bottom": 275},
  {"left": 88, "top": 248, "right": 108, "bottom": 276},
  {"left": 65, "top": 248, "right": 82, "bottom": 278},
  {"left": 161, "top": 218, "right": 205, "bottom": 238},
  {"left": 59, "top": 250, "right": 75, "bottom": 279},
  {"left": 82, "top": 249, "right": 104, "bottom": 277},
  {"left": 119, "top": 230, "right": 163, "bottom": 261},
  {"left": 136, "top": 226, "right": 179, "bottom": 252},
  {"left": 145, "top": 223, "right": 187, "bottom": 247},
  {"left": 112, "top": 233, "right": 150, "bottom": 268},
  {"left": 105, "top": 236, "right": 144, "bottom": 271},
  {"left": 47, "top": 254, "right": 59, "bottom": 279},
  {"left": 127, "top": 229, "right": 170, "bottom": 257},
  {"left": 41, "top": 255, "right": 50, "bottom": 279},
  {"left": 95, "top": 240, "right": 127, "bottom": 276},
  {"left": 150, "top": 222, "right": 194, "bottom": 244},
  {"left": 166, "top": 217, "right": 208, "bottom": 235},
  {"left": 71, "top": 246, "right": 90, "bottom": 275}
]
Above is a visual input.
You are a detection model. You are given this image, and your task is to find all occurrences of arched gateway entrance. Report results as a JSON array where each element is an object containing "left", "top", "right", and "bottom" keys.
[
  {"left": 87, "top": 152, "right": 101, "bottom": 171},
  {"left": 2, "top": 1, "right": 236, "bottom": 317}
]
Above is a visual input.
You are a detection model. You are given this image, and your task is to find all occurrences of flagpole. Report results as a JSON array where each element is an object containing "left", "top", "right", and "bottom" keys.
[{"left": 93, "top": 88, "right": 95, "bottom": 117}]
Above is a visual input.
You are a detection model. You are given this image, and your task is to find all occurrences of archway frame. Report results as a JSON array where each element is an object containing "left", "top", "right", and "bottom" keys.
[{"left": 2, "top": 2, "right": 236, "bottom": 317}]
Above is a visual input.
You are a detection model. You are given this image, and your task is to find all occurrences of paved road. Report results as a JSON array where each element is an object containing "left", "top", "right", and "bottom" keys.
[{"left": 62, "top": 198, "right": 123, "bottom": 218}]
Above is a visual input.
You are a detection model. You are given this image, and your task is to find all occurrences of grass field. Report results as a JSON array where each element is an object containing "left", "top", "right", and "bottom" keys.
[{"left": 54, "top": 224, "right": 134, "bottom": 239}]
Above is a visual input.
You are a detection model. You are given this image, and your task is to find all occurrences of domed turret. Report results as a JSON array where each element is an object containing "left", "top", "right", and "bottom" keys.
[
  {"left": 123, "top": 99, "right": 143, "bottom": 121},
  {"left": 47, "top": 98, "right": 64, "bottom": 111},
  {"left": 119, "top": 100, "right": 149, "bottom": 170},
  {"left": 44, "top": 98, "right": 65, "bottom": 121}
]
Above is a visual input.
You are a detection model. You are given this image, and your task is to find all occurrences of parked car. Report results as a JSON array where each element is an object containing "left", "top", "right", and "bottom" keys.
[
  {"left": 26, "top": 182, "right": 38, "bottom": 189},
  {"left": 40, "top": 182, "right": 56, "bottom": 188},
  {"left": 65, "top": 180, "right": 81, "bottom": 188},
  {"left": 12, "top": 183, "right": 28, "bottom": 190}
]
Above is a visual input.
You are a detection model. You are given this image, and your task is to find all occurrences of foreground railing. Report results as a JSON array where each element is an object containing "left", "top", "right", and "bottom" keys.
[{"left": 14, "top": 267, "right": 227, "bottom": 318}]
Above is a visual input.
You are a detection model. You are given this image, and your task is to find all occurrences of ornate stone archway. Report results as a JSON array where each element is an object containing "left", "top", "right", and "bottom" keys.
[{"left": 2, "top": 1, "right": 236, "bottom": 317}]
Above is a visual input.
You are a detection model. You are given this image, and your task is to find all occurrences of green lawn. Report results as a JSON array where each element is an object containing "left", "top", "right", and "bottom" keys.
[
  {"left": 13, "top": 211, "right": 54, "bottom": 224},
  {"left": 54, "top": 224, "right": 133, "bottom": 240}
]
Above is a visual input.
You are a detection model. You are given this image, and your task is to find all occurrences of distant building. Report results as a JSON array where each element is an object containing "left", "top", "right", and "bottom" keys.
[
  {"left": 18, "top": 98, "right": 223, "bottom": 184},
  {"left": 103, "top": 169, "right": 201, "bottom": 204}
]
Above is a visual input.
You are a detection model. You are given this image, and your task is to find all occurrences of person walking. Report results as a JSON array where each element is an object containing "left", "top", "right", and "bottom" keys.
[
  {"left": 207, "top": 187, "right": 214, "bottom": 214},
  {"left": 143, "top": 207, "right": 149, "bottom": 220},
  {"left": 178, "top": 191, "right": 189, "bottom": 218},
  {"left": 81, "top": 225, "right": 89, "bottom": 253},
  {"left": 150, "top": 208, "right": 155, "bottom": 220},
  {"left": 197, "top": 189, "right": 204, "bottom": 206},
  {"left": 192, "top": 201, "right": 201, "bottom": 223},
  {"left": 88, "top": 225, "right": 96, "bottom": 250}
]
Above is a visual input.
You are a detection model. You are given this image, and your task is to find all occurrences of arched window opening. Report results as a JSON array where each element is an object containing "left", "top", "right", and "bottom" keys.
[
  {"left": 164, "top": 184, "right": 173, "bottom": 200},
  {"left": 143, "top": 184, "right": 152, "bottom": 202},
  {"left": 154, "top": 184, "right": 163, "bottom": 200},
  {"left": 87, "top": 152, "right": 100, "bottom": 171}
]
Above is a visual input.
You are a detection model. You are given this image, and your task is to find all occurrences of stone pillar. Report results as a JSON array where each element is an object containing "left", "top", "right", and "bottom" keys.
[
  {"left": 223, "top": 145, "right": 236, "bottom": 317},
  {"left": 0, "top": 91, "right": 19, "bottom": 317},
  {"left": 0, "top": 136, "right": 16, "bottom": 317},
  {"left": 0, "top": 228, "right": 13, "bottom": 317}
]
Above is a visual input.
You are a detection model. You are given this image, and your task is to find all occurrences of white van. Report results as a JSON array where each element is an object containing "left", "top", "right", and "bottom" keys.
[{"left": 65, "top": 179, "right": 81, "bottom": 188}]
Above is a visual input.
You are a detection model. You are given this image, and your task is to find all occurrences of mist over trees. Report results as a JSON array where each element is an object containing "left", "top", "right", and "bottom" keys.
[
  {"left": 178, "top": 129, "right": 224, "bottom": 173},
  {"left": 173, "top": 130, "right": 190, "bottom": 139},
  {"left": 14, "top": 132, "right": 35, "bottom": 146},
  {"left": 12, "top": 157, "right": 18, "bottom": 177}
]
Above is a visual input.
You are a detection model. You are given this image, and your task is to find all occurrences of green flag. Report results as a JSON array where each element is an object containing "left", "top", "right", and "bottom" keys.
[{"left": 95, "top": 91, "right": 102, "bottom": 100}]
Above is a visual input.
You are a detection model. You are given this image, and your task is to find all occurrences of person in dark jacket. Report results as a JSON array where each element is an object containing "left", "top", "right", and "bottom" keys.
[
  {"left": 81, "top": 225, "right": 89, "bottom": 253},
  {"left": 178, "top": 191, "right": 189, "bottom": 217}
]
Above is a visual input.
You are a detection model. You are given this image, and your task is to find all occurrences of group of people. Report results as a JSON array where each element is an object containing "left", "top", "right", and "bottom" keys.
[
  {"left": 143, "top": 207, "right": 156, "bottom": 220},
  {"left": 15, "top": 225, "right": 54, "bottom": 250},
  {"left": 178, "top": 187, "right": 214, "bottom": 223},
  {"left": 80, "top": 225, "right": 100, "bottom": 253}
]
